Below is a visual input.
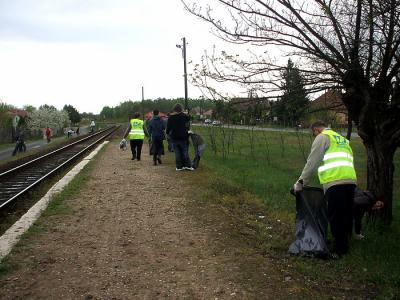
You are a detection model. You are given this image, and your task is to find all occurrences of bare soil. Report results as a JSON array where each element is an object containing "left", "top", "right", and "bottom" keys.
[{"left": 0, "top": 141, "right": 273, "bottom": 299}]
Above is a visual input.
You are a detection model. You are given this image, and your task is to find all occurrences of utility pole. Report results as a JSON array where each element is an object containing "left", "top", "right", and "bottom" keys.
[
  {"left": 141, "top": 86, "right": 144, "bottom": 121},
  {"left": 176, "top": 37, "right": 189, "bottom": 112}
]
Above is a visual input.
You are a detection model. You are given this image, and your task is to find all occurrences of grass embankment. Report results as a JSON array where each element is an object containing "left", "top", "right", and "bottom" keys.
[{"left": 189, "top": 125, "right": 399, "bottom": 299}]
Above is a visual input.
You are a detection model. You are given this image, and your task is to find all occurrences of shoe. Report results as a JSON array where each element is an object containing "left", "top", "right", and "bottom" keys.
[
  {"left": 184, "top": 167, "right": 195, "bottom": 171},
  {"left": 131, "top": 157, "right": 135, "bottom": 160},
  {"left": 176, "top": 168, "right": 183, "bottom": 171},
  {"left": 330, "top": 253, "right": 342, "bottom": 260},
  {"left": 157, "top": 158, "right": 162, "bottom": 164}
]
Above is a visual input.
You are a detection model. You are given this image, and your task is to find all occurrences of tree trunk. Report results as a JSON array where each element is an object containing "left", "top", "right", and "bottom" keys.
[
  {"left": 346, "top": 117, "right": 353, "bottom": 140},
  {"left": 364, "top": 139, "right": 396, "bottom": 224}
]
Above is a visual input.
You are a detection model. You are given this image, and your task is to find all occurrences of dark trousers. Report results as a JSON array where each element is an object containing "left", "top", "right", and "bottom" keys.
[
  {"left": 192, "top": 144, "right": 205, "bottom": 169},
  {"left": 353, "top": 207, "right": 365, "bottom": 235},
  {"left": 12, "top": 141, "right": 26, "bottom": 156},
  {"left": 192, "top": 155, "right": 201, "bottom": 169},
  {"left": 172, "top": 139, "right": 190, "bottom": 169},
  {"left": 130, "top": 139, "right": 143, "bottom": 160},
  {"left": 152, "top": 138, "right": 164, "bottom": 162},
  {"left": 325, "top": 184, "right": 356, "bottom": 255}
]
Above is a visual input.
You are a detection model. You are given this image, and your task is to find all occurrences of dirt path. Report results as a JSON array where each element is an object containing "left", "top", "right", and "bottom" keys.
[{"left": 0, "top": 141, "right": 252, "bottom": 299}]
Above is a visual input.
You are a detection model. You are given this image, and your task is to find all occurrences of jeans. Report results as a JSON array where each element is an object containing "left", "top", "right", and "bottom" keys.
[
  {"left": 192, "top": 144, "right": 205, "bottom": 169},
  {"left": 12, "top": 141, "right": 26, "bottom": 156},
  {"left": 172, "top": 139, "right": 190, "bottom": 169}
]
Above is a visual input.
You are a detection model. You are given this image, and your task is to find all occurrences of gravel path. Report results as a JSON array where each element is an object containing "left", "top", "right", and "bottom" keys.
[{"left": 0, "top": 141, "right": 248, "bottom": 299}]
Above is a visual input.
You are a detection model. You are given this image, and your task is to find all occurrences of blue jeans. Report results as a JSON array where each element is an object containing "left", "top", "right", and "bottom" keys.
[
  {"left": 172, "top": 140, "right": 190, "bottom": 169},
  {"left": 192, "top": 144, "right": 205, "bottom": 169}
]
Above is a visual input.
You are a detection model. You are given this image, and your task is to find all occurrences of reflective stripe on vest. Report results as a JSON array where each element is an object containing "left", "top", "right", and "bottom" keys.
[
  {"left": 317, "top": 129, "right": 357, "bottom": 184},
  {"left": 128, "top": 119, "right": 144, "bottom": 140}
]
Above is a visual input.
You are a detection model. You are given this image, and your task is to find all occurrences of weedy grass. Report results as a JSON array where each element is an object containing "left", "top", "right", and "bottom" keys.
[{"left": 190, "top": 125, "right": 400, "bottom": 299}]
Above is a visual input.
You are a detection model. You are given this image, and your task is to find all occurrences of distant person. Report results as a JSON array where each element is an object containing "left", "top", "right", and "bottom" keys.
[
  {"left": 188, "top": 130, "right": 205, "bottom": 169},
  {"left": 123, "top": 112, "right": 145, "bottom": 161},
  {"left": 45, "top": 126, "right": 51, "bottom": 143},
  {"left": 76, "top": 127, "right": 80, "bottom": 135},
  {"left": 90, "top": 120, "right": 96, "bottom": 133},
  {"left": 147, "top": 109, "right": 165, "bottom": 166},
  {"left": 12, "top": 131, "right": 26, "bottom": 156},
  {"left": 166, "top": 103, "right": 193, "bottom": 171},
  {"left": 67, "top": 128, "right": 74, "bottom": 138}
]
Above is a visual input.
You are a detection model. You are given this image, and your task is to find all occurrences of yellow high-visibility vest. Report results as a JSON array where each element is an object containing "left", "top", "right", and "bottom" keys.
[
  {"left": 318, "top": 129, "right": 357, "bottom": 184},
  {"left": 128, "top": 119, "right": 144, "bottom": 140}
]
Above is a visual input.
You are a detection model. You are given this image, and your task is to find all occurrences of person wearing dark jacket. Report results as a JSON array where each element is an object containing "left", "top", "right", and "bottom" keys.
[
  {"left": 12, "top": 131, "right": 26, "bottom": 156},
  {"left": 166, "top": 103, "right": 193, "bottom": 171},
  {"left": 147, "top": 109, "right": 165, "bottom": 165},
  {"left": 353, "top": 188, "right": 384, "bottom": 239}
]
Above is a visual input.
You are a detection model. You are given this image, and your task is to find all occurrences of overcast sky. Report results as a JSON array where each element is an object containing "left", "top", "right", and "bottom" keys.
[{"left": 0, "top": 0, "right": 231, "bottom": 114}]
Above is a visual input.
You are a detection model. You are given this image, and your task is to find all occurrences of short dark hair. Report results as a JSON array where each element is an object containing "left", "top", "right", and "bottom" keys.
[
  {"left": 153, "top": 109, "right": 159, "bottom": 115},
  {"left": 133, "top": 112, "right": 140, "bottom": 119},
  {"left": 173, "top": 103, "right": 183, "bottom": 113},
  {"left": 310, "top": 120, "right": 327, "bottom": 130}
]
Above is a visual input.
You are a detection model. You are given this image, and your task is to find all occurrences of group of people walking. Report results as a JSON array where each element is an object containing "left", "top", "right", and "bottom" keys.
[
  {"left": 122, "top": 112, "right": 372, "bottom": 257},
  {"left": 122, "top": 103, "right": 205, "bottom": 170}
]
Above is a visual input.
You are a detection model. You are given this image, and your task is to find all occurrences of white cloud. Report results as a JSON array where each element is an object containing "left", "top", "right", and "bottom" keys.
[{"left": 0, "top": 0, "right": 263, "bottom": 113}]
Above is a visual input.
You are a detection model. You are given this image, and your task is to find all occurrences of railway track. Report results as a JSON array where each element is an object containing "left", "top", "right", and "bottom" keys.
[{"left": 0, "top": 126, "right": 119, "bottom": 210}]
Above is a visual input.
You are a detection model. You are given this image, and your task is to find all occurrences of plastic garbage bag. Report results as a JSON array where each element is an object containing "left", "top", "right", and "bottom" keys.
[{"left": 288, "top": 186, "right": 330, "bottom": 257}]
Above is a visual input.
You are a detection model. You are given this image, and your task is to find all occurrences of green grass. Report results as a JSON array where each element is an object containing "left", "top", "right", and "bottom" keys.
[
  {"left": 191, "top": 125, "right": 400, "bottom": 299},
  {"left": 0, "top": 142, "right": 15, "bottom": 151}
]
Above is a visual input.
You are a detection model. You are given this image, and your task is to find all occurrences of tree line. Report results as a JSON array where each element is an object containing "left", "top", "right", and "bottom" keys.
[{"left": 99, "top": 97, "right": 215, "bottom": 121}]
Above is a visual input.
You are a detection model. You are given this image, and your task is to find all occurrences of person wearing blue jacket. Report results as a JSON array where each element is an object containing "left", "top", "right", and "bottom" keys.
[{"left": 147, "top": 109, "right": 166, "bottom": 166}]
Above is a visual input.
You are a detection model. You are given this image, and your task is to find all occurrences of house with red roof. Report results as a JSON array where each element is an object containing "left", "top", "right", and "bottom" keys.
[{"left": 7, "top": 109, "right": 29, "bottom": 128}]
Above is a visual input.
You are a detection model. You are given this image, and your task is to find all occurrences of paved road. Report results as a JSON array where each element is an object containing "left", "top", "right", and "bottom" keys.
[
  {"left": 0, "top": 140, "right": 50, "bottom": 161},
  {"left": 192, "top": 123, "right": 360, "bottom": 137}
]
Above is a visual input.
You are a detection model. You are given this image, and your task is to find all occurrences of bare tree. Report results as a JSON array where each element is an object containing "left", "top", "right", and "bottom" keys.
[{"left": 182, "top": 0, "right": 400, "bottom": 223}]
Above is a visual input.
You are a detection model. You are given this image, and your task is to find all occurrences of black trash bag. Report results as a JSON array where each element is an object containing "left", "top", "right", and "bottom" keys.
[{"left": 288, "top": 186, "right": 330, "bottom": 257}]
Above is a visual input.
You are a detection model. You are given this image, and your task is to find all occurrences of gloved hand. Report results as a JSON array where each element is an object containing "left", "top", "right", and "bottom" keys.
[
  {"left": 121, "top": 138, "right": 126, "bottom": 143},
  {"left": 293, "top": 180, "right": 303, "bottom": 193}
]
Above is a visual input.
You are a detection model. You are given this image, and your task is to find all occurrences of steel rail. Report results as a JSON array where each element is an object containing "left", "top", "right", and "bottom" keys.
[
  {"left": 0, "top": 126, "right": 119, "bottom": 209},
  {"left": 1, "top": 127, "right": 113, "bottom": 178}
]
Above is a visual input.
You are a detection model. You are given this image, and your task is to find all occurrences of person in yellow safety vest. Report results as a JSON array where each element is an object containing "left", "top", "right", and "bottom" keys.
[
  {"left": 123, "top": 112, "right": 146, "bottom": 161},
  {"left": 293, "top": 120, "right": 357, "bottom": 257}
]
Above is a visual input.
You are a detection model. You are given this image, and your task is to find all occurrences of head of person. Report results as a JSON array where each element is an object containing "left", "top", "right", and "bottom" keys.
[
  {"left": 153, "top": 109, "right": 159, "bottom": 116},
  {"left": 132, "top": 112, "right": 140, "bottom": 119},
  {"left": 310, "top": 120, "right": 327, "bottom": 137},
  {"left": 173, "top": 103, "right": 183, "bottom": 113}
]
